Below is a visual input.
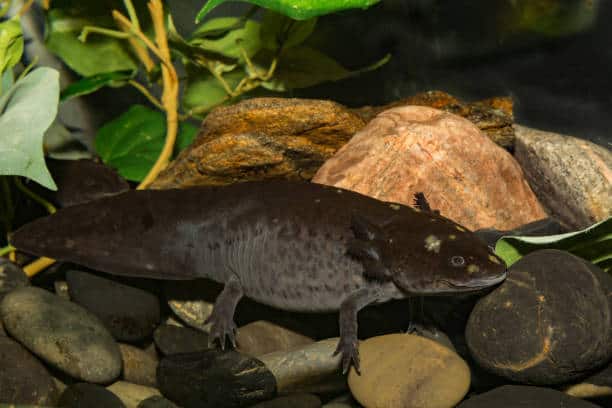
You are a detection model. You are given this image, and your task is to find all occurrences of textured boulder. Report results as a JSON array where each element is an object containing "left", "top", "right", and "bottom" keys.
[
  {"left": 150, "top": 98, "right": 365, "bottom": 189},
  {"left": 466, "top": 250, "right": 612, "bottom": 384},
  {"left": 514, "top": 125, "right": 612, "bottom": 229},
  {"left": 313, "top": 105, "right": 546, "bottom": 230}
]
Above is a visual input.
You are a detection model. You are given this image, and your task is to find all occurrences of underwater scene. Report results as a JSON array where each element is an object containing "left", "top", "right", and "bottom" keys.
[{"left": 0, "top": 0, "right": 610, "bottom": 407}]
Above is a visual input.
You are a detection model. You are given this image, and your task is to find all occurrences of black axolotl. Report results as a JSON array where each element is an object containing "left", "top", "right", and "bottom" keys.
[{"left": 10, "top": 180, "right": 507, "bottom": 372}]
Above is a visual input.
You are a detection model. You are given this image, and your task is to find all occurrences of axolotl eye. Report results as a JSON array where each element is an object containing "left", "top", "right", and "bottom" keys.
[{"left": 450, "top": 256, "right": 466, "bottom": 267}]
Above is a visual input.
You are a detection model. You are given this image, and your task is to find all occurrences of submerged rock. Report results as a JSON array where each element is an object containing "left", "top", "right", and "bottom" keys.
[
  {"left": 237, "top": 320, "right": 314, "bottom": 356},
  {"left": 119, "top": 343, "right": 159, "bottom": 388},
  {"left": 151, "top": 98, "right": 365, "bottom": 189},
  {"left": 107, "top": 381, "right": 161, "bottom": 408},
  {"left": 348, "top": 334, "right": 470, "bottom": 408},
  {"left": 313, "top": 105, "right": 546, "bottom": 230},
  {"left": 0, "top": 287, "right": 122, "bottom": 383},
  {"left": 514, "top": 125, "right": 612, "bottom": 229},
  {"left": 0, "top": 258, "right": 30, "bottom": 301},
  {"left": 59, "top": 383, "right": 126, "bottom": 408},
  {"left": 457, "top": 385, "right": 600, "bottom": 407},
  {"left": 157, "top": 349, "right": 276, "bottom": 408},
  {"left": 67, "top": 270, "right": 160, "bottom": 343},
  {"left": 466, "top": 250, "right": 612, "bottom": 384},
  {"left": 0, "top": 336, "right": 58, "bottom": 406},
  {"left": 153, "top": 324, "right": 209, "bottom": 356},
  {"left": 564, "top": 360, "right": 612, "bottom": 406},
  {"left": 251, "top": 393, "right": 322, "bottom": 408}
]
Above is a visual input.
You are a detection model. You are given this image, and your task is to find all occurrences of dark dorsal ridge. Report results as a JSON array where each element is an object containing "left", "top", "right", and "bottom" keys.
[{"left": 413, "top": 192, "right": 440, "bottom": 215}]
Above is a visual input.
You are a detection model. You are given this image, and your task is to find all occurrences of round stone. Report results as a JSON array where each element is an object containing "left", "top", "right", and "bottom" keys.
[
  {"left": 137, "top": 395, "right": 180, "bottom": 408},
  {"left": 466, "top": 249, "right": 612, "bottom": 384},
  {"left": 457, "top": 385, "right": 600, "bottom": 407},
  {"left": 157, "top": 350, "right": 276, "bottom": 408},
  {"left": 59, "top": 383, "right": 126, "bottom": 408},
  {"left": 0, "top": 258, "right": 29, "bottom": 300},
  {"left": 67, "top": 270, "right": 161, "bottom": 342},
  {"left": 348, "top": 334, "right": 470, "bottom": 408},
  {"left": 0, "top": 286, "right": 122, "bottom": 383},
  {"left": 236, "top": 320, "right": 314, "bottom": 356},
  {"left": 119, "top": 343, "right": 159, "bottom": 387},
  {"left": 107, "top": 381, "right": 161, "bottom": 407},
  {"left": 0, "top": 336, "right": 58, "bottom": 405},
  {"left": 251, "top": 393, "right": 322, "bottom": 408},
  {"left": 163, "top": 280, "right": 214, "bottom": 332},
  {"left": 153, "top": 324, "right": 209, "bottom": 355}
]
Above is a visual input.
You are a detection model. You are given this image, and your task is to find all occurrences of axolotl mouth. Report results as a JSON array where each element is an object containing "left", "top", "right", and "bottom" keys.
[{"left": 434, "top": 269, "right": 508, "bottom": 294}]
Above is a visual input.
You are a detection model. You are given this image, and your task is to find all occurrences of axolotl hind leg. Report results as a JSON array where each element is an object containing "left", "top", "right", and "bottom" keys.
[
  {"left": 334, "top": 287, "right": 386, "bottom": 375},
  {"left": 206, "top": 275, "right": 244, "bottom": 349}
]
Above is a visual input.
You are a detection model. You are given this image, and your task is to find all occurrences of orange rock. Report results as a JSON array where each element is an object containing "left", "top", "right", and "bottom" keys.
[{"left": 312, "top": 105, "right": 546, "bottom": 230}]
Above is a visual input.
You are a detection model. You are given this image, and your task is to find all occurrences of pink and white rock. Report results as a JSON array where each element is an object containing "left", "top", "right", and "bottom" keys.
[{"left": 313, "top": 106, "right": 546, "bottom": 230}]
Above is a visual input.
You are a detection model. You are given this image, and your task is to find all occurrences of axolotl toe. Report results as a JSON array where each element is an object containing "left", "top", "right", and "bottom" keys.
[{"left": 10, "top": 180, "right": 507, "bottom": 373}]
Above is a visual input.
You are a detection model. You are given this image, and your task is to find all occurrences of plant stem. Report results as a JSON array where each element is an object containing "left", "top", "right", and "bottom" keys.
[
  {"left": 137, "top": 0, "right": 179, "bottom": 190},
  {"left": 14, "top": 178, "right": 56, "bottom": 215},
  {"left": 79, "top": 26, "right": 130, "bottom": 42},
  {"left": 0, "top": 245, "right": 14, "bottom": 257},
  {"left": 128, "top": 79, "right": 164, "bottom": 111},
  {"left": 113, "top": 3, "right": 155, "bottom": 72},
  {"left": 18, "top": 0, "right": 34, "bottom": 16},
  {"left": 23, "top": 257, "right": 55, "bottom": 278}
]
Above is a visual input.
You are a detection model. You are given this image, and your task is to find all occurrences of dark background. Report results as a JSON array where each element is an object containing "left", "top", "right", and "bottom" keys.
[{"left": 177, "top": 0, "right": 611, "bottom": 148}]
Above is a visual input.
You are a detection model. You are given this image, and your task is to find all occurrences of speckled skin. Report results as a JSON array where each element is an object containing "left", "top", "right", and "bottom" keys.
[{"left": 11, "top": 180, "right": 507, "bottom": 372}]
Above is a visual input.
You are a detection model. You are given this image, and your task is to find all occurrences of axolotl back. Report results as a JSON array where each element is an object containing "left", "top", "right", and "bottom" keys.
[{"left": 11, "top": 180, "right": 507, "bottom": 371}]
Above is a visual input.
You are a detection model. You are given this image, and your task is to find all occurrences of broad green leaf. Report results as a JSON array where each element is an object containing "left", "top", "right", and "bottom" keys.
[
  {"left": 1, "top": 67, "right": 13, "bottom": 95},
  {"left": 0, "top": 67, "right": 60, "bottom": 190},
  {"left": 259, "top": 47, "right": 390, "bottom": 91},
  {"left": 197, "top": 0, "right": 381, "bottom": 22},
  {"left": 95, "top": 105, "right": 198, "bottom": 182},
  {"left": 182, "top": 69, "right": 244, "bottom": 116},
  {"left": 495, "top": 217, "right": 612, "bottom": 272},
  {"left": 45, "top": 9, "right": 137, "bottom": 76},
  {"left": 60, "top": 70, "right": 135, "bottom": 101},
  {"left": 260, "top": 11, "right": 316, "bottom": 51},
  {"left": 0, "top": 17, "right": 23, "bottom": 75},
  {"left": 190, "top": 17, "right": 261, "bottom": 60}
]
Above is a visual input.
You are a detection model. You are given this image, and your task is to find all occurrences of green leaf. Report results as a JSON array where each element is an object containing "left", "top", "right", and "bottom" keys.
[
  {"left": 183, "top": 69, "right": 244, "bottom": 116},
  {"left": 196, "top": 0, "right": 381, "bottom": 22},
  {"left": 190, "top": 17, "right": 262, "bottom": 60},
  {"left": 95, "top": 105, "right": 198, "bottom": 182},
  {"left": 260, "top": 11, "right": 316, "bottom": 51},
  {"left": 60, "top": 70, "right": 135, "bottom": 101},
  {"left": 45, "top": 9, "right": 137, "bottom": 76},
  {"left": 0, "top": 67, "right": 60, "bottom": 190},
  {"left": 0, "top": 17, "right": 23, "bottom": 75},
  {"left": 259, "top": 47, "right": 390, "bottom": 91},
  {"left": 495, "top": 217, "right": 612, "bottom": 272}
]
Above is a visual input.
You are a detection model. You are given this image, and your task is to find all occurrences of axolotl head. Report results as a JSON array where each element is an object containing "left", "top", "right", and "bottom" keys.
[{"left": 348, "top": 213, "right": 507, "bottom": 295}]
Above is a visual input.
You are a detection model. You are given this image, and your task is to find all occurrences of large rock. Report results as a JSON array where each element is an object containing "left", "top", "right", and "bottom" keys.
[
  {"left": 151, "top": 98, "right": 365, "bottom": 189},
  {"left": 514, "top": 125, "right": 612, "bottom": 229},
  {"left": 237, "top": 320, "right": 314, "bottom": 357},
  {"left": 157, "top": 350, "right": 276, "bottom": 408},
  {"left": 59, "top": 383, "right": 126, "bottom": 408},
  {"left": 66, "top": 270, "right": 160, "bottom": 342},
  {"left": 457, "top": 385, "right": 600, "bottom": 408},
  {"left": 0, "top": 258, "right": 29, "bottom": 301},
  {"left": 0, "top": 287, "right": 122, "bottom": 383},
  {"left": 354, "top": 90, "right": 515, "bottom": 148},
  {"left": 348, "top": 334, "right": 470, "bottom": 408},
  {"left": 313, "top": 105, "right": 546, "bottom": 230},
  {"left": 0, "top": 336, "right": 59, "bottom": 406},
  {"left": 466, "top": 250, "right": 612, "bottom": 385}
]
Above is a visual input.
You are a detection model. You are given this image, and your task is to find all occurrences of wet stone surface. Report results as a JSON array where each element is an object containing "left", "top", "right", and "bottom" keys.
[
  {"left": 157, "top": 349, "right": 276, "bottom": 408},
  {"left": 0, "top": 336, "right": 59, "bottom": 406},
  {"left": 0, "top": 286, "right": 122, "bottom": 383},
  {"left": 457, "top": 385, "right": 601, "bottom": 407},
  {"left": 67, "top": 270, "right": 161, "bottom": 343},
  {"left": 0, "top": 258, "right": 30, "bottom": 301},
  {"left": 466, "top": 249, "right": 612, "bottom": 385},
  {"left": 59, "top": 383, "right": 126, "bottom": 408},
  {"left": 153, "top": 324, "right": 209, "bottom": 356},
  {"left": 119, "top": 343, "right": 159, "bottom": 388}
]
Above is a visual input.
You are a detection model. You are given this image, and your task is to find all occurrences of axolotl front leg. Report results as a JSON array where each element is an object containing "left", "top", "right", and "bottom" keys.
[{"left": 206, "top": 275, "right": 383, "bottom": 375}]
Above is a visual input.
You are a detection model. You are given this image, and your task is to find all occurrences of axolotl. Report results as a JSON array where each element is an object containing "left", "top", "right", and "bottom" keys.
[{"left": 10, "top": 180, "right": 507, "bottom": 372}]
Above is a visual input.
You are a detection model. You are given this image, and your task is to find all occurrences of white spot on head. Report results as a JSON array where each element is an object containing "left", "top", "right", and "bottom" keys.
[
  {"left": 467, "top": 264, "right": 480, "bottom": 274},
  {"left": 389, "top": 203, "right": 400, "bottom": 210},
  {"left": 455, "top": 225, "right": 466, "bottom": 232},
  {"left": 336, "top": 189, "right": 343, "bottom": 194},
  {"left": 448, "top": 234, "right": 456, "bottom": 240},
  {"left": 145, "top": 263, "right": 155, "bottom": 271},
  {"left": 314, "top": 199, "right": 321, "bottom": 203},
  {"left": 424, "top": 235, "right": 442, "bottom": 253}
]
